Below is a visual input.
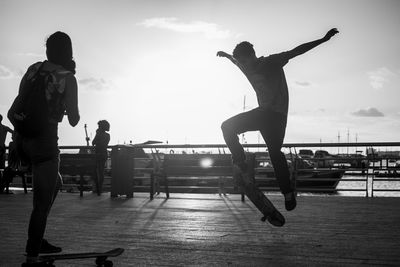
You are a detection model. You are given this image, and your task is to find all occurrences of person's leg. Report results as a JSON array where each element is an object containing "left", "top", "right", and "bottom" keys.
[
  {"left": 259, "top": 111, "right": 293, "bottom": 195},
  {"left": 95, "top": 157, "right": 105, "bottom": 195},
  {"left": 260, "top": 111, "right": 296, "bottom": 211},
  {"left": 221, "top": 108, "right": 265, "bottom": 170},
  {"left": 25, "top": 158, "right": 60, "bottom": 257},
  {"left": 98, "top": 158, "right": 106, "bottom": 194}
]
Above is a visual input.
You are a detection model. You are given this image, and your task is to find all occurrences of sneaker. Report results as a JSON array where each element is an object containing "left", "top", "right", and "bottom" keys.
[
  {"left": 264, "top": 209, "right": 285, "bottom": 227},
  {"left": 39, "top": 239, "right": 62, "bottom": 254},
  {"left": 284, "top": 191, "right": 297, "bottom": 211}
]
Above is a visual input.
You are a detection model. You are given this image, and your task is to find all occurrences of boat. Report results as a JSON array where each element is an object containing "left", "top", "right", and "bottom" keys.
[{"left": 254, "top": 153, "right": 345, "bottom": 191}]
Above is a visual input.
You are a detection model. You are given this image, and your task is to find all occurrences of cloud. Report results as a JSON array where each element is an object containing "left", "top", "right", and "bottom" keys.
[
  {"left": 138, "top": 17, "right": 233, "bottom": 39},
  {"left": 289, "top": 80, "right": 314, "bottom": 90},
  {"left": 294, "top": 81, "right": 312, "bottom": 88},
  {"left": 78, "top": 77, "right": 110, "bottom": 91},
  {"left": 367, "top": 67, "right": 396, "bottom": 89},
  {"left": 0, "top": 65, "right": 15, "bottom": 79},
  {"left": 16, "top": 52, "right": 44, "bottom": 58},
  {"left": 351, "top": 107, "right": 384, "bottom": 117}
]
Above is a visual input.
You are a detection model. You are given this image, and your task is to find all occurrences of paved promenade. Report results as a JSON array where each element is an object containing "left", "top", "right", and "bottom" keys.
[{"left": 1, "top": 191, "right": 400, "bottom": 266}]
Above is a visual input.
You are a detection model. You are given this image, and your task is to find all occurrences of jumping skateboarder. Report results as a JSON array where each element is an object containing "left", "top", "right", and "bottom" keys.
[{"left": 217, "top": 28, "right": 339, "bottom": 217}]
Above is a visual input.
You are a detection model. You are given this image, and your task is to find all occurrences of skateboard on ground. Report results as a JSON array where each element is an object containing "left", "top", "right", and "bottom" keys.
[
  {"left": 23, "top": 247, "right": 124, "bottom": 267},
  {"left": 236, "top": 154, "right": 285, "bottom": 227}
]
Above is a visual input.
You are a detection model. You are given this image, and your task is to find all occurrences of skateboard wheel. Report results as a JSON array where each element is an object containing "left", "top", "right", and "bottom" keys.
[
  {"left": 261, "top": 216, "right": 267, "bottom": 222},
  {"left": 104, "top": 260, "right": 113, "bottom": 267}
]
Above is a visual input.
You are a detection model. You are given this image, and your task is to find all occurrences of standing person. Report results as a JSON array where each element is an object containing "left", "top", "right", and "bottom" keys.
[
  {"left": 92, "top": 120, "right": 110, "bottom": 195},
  {"left": 9, "top": 32, "right": 80, "bottom": 265},
  {"left": 0, "top": 114, "right": 14, "bottom": 170},
  {"left": 217, "top": 28, "right": 339, "bottom": 213}
]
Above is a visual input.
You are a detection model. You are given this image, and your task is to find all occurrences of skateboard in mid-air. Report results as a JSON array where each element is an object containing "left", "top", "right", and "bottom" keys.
[
  {"left": 22, "top": 247, "right": 124, "bottom": 267},
  {"left": 236, "top": 154, "right": 285, "bottom": 227}
]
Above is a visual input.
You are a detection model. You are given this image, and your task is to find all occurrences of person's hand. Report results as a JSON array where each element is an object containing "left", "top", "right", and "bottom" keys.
[
  {"left": 216, "top": 51, "right": 230, "bottom": 58},
  {"left": 323, "top": 28, "right": 339, "bottom": 41}
]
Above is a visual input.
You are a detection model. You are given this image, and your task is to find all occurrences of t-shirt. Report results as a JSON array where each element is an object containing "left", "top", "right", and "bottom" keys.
[
  {"left": 92, "top": 130, "right": 110, "bottom": 156},
  {"left": 238, "top": 52, "right": 290, "bottom": 115}
]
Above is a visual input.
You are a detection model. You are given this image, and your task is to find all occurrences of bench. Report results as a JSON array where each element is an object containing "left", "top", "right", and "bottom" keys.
[
  {"left": 59, "top": 153, "right": 97, "bottom": 197},
  {"left": 153, "top": 154, "right": 237, "bottom": 198},
  {"left": 0, "top": 167, "right": 28, "bottom": 194}
]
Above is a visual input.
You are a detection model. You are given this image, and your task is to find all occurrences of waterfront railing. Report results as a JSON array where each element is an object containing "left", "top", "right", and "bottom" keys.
[{"left": 3, "top": 142, "right": 400, "bottom": 197}]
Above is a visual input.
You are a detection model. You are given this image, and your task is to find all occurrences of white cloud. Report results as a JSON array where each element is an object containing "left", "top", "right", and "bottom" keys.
[
  {"left": 138, "top": 17, "right": 233, "bottom": 39},
  {"left": 78, "top": 77, "right": 110, "bottom": 91},
  {"left": 367, "top": 67, "right": 396, "bottom": 89},
  {"left": 351, "top": 107, "right": 384, "bottom": 117},
  {"left": 291, "top": 80, "right": 313, "bottom": 89},
  {"left": 0, "top": 65, "right": 15, "bottom": 79},
  {"left": 16, "top": 52, "right": 44, "bottom": 58}
]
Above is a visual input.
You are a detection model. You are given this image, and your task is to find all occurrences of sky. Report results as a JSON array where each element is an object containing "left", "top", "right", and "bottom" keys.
[{"left": 1, "top": 0, "right": 399, "bottom": 147}]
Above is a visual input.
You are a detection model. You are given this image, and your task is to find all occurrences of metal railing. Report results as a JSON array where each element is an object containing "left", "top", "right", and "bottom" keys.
[
  {"left": 111, "top": 141, "right": 400, "bottom": 197},
  {"left": 4, "top": 142, "right": 400, "bottom": 197}
]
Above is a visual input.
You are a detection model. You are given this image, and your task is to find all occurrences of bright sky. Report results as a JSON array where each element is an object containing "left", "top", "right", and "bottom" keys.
[{"left": 1, "top": 0, "right": 399, "bottom": 146}]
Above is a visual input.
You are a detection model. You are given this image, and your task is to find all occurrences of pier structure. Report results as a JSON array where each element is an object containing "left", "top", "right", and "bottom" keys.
[{"left": 1, "top": 142, "right": 400, "bottom": 265}]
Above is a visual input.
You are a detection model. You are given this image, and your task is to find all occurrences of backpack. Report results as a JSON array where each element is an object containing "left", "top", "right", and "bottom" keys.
[{"left": 8, "top": 63, "right": 50, "bottom": 137}]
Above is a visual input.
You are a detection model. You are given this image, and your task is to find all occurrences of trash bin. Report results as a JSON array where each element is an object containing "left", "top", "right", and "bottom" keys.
[{"left": 111, "top": 145, "right": 135, "bottom": 198}]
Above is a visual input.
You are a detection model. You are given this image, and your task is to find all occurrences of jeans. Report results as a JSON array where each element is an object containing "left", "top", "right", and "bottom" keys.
[
  {"left": 18, "top": 135, "right": 62, "bottom": 256},
  {"left": 221, "top": 107, "right": 292, "bottom": 194}
]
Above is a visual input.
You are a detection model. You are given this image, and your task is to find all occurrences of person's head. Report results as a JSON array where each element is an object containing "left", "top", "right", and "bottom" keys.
[
  {"left": 46, "top": 31, "right": 76, "bottom": 74},
  {"left": 98, "top": 120, "right": 110, "bottom": 132},
  {"left": 233, "top": 41, "right": 257, "bottom": 67}
]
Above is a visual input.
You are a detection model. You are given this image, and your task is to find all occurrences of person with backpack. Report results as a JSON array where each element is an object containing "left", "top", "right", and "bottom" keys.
[
  {"left": 92, "top": 120, "right": 110, "bottom": 195},
  {"left": 8, "top": 32, "right": 80, "bottom": 265}
]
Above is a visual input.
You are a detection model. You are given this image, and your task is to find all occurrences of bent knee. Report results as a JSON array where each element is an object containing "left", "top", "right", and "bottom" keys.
[{"left": 221, "top": 120, "right": 232, "bottom": 133}]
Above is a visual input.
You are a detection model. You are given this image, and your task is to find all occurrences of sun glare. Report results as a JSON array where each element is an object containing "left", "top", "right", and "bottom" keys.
[{"left": 200, "top": 157, "right": 213, "bottom": 168}]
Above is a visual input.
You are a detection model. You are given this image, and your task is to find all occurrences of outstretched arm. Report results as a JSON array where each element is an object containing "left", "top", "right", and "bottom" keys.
[
  {"left": 286, "top": 28, "right": 339, "bottom": 60},
  {"left": 216, "top": 51, "right": 238, "bottom": 64},
  {"left": 216, "top": 51, "right": 248, "bottom": 73}
]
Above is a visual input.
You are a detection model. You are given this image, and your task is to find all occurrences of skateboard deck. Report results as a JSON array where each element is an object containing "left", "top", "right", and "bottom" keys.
[
  {"left": 24, "top": 247, "right": 124, "bottom": 267},
  {"left": 237, "top": 154, "right": 285, "bottom": 227}
]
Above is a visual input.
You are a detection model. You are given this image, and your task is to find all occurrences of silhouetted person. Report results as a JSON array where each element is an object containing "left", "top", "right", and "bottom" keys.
[
  {"left": 92, "top": 120, "right": 110, "bottom": 195},
  {"left": 1, "top": 133, "right": 29, "bottom": 194},
  {"left": 0, "top": 114, "right": 13, "bottom": 170},
  {"left": 217, "top": 28, "right": 339, "bottom": 213},
  {"left": 10, "top": 32, "right": 80, "bottom": 265}
]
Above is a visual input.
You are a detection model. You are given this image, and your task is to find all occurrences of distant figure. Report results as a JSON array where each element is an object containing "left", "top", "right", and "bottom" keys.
[
  {"left": 1, "top": 133, "right": 29, "bottom": 194},
  {"left": 0, "top": 114, "right": 14, "bottom": 170},
  {"left": 217, "top": 28, "right": 339, "bottom": 213},
  {"left": 92, "top": 120, "right": 110, "bottom": 195},
  {"left": 9, "top": 32, "right": 80, "bottom": 265}
]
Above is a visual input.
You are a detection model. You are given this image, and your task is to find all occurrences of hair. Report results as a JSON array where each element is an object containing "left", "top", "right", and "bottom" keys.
[
  {"left": 233, "top": 41, "right": 256, "bottom": 59},
  {"left": 98, "top": 120, "right": 110, "bottom": 132},
  {"left": 0, "top": 114, "right": 3, "bottom": 122},
  {"left": 46, "top": 31, "right": 76, "bottom": 74}
]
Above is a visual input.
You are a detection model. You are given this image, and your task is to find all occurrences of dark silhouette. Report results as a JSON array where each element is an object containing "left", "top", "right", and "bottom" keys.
[
  {"left": 0, "top": 133, "right": 29, "bottom": 194},
  {"left": 0, "top": 114, "right": 13, "bottom": 170},
  {"left": 217, "top": 28, "right": 339, "bottom": 213},
  {"left": 92, "top": 120, "right": 110, "bottom": 195},
  {"left": 9, "top": 32, "right": 80, "bottom": 266}
]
